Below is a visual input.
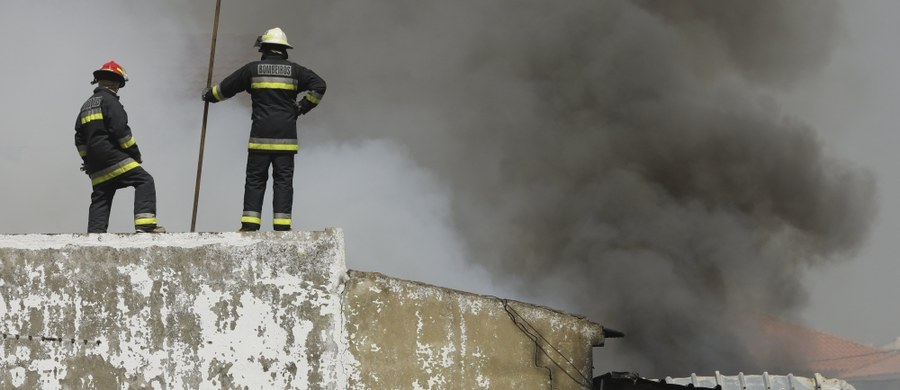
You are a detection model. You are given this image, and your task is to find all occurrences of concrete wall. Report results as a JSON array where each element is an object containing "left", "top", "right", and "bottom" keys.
[
  {"left": 0, "top": 230, "right": 350, "bottom": 389},
  {"left": 0, "top": 230, "right": 604, "bottom": 389},
  {"left": 344, "top": 271, "right": 605, "bottom": 389}
]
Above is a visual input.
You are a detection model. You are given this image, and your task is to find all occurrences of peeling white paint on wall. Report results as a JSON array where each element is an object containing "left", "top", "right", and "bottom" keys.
[{"left": 0, "top": 229, "right": 357, "bottom": 389}]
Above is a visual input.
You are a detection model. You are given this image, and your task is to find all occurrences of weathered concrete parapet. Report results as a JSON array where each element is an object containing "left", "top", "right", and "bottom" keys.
[
  {"left": 0, "top": 230, "right": 607, "bottom": 389},
  {"left": 0, "top": 229, "right": 350, "bottom": 389},
  {"left": 344, "top": 271, "right": 606, "bottom": 390}
]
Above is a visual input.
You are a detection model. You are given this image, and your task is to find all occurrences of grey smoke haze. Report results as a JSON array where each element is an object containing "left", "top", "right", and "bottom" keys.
[
  {"left": 265, "top": 0, "right": 870, "bottom": 376},
  {"left": 0, "top": 0, "right": 882, "bottom": 380}
]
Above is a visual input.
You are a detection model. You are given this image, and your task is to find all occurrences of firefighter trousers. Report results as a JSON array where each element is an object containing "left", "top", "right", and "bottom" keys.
[
  {"left": 241, "top": 152, "right": 294, "bottom": 231},
  {"left": 88, "top": 167, "right": 158, "bottom": 233}
]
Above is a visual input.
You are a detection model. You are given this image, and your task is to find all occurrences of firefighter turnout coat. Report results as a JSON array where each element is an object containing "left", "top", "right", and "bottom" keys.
[
  {"left": 74, "top": 87, "right": 142, "bottom": 187},
  {"left": 204, "top": 52, "right": 326, "bottom": 153}
]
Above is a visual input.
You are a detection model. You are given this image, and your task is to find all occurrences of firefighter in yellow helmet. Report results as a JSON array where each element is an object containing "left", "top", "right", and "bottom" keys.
[
  {"left": 75, "top": 61, "right": 165, "bottom": 233},
  {"left": 203, "top": 27, "right": 327, "bottom": 231}
]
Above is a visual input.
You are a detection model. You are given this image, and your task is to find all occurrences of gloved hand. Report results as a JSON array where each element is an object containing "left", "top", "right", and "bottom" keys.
[
  {"left": 294, "top": 101, "right": 305, "bottom": 116},
  {"left": 79, "top": 163, "right": 87, "bottom": 174},
  {"left": 296, "top": 98, "right": 314, "bottom": 116},
  {"left": 202, "top": 87, "right": 215, "bottom": 103}
]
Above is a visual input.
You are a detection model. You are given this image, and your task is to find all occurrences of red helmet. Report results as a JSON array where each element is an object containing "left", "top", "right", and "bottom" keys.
[{"left": 91, "top": 60, "right": 128, "bottom": 86}]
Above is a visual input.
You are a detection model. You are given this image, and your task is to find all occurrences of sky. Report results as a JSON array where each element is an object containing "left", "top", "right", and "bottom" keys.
[
  {"left": 0, "top": 0, "right": 898, "bottom": 377},
  {"left": 786, "top": 1, "right": 900, "bottom": 347}
]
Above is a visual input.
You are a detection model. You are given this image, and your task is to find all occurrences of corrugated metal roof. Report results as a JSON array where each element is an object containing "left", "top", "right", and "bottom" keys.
[{"left": 663, "top": 372, "right": 856, "bottom": 390}]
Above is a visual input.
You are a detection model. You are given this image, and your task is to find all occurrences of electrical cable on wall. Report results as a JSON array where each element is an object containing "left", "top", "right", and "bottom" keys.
[{"left": 501, "top": 298, "right": 595, "bottom": 389}]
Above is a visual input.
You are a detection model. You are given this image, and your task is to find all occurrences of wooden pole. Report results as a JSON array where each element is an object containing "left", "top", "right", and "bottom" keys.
[{"left": 191, "top": 0, "right": 222, "bottom": 232}]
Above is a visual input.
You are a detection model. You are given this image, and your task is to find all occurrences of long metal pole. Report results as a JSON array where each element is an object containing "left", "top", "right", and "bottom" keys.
[{"left": 191, "top": 0, "right": 222, "bottom": 232}]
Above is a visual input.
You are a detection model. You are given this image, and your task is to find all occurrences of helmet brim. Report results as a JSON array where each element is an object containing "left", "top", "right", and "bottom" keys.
[
  {"left": 254, "top": 35, "right": 293, "bottom": 49},
  {"left": 92, "top": 69, "right": 128, "bottom": 84}
]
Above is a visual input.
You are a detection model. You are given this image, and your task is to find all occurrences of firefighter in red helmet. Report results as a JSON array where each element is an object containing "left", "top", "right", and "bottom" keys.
[
  {"left": 203, "top": 27, "right": 326, "bottom": 232},
  {"left": 74, "top": 60, "right": 165, "bottom": 233}
]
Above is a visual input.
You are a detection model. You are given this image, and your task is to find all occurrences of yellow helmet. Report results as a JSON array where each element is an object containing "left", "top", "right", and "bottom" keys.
[{"left": 254, "top": 27, "right": 292, "bottom": 49}]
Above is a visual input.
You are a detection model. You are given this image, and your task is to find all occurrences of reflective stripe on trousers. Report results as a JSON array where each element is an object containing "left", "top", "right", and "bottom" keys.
[
  {"left": 241, "top": 211, "right": 262, "bottom": 225},
  {"left": 134, "top": 213, "right": 157, "bottom": 226},
  {"left": 273, "top": 213, "right": 291, "bottom": 226}
]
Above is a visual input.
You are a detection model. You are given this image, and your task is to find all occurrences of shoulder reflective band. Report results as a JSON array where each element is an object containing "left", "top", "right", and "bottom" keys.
[
  {"left": 241, "top": 211, "right": 262, "bottom": 225},
  {"left": 118, "top": 135, "right": 136, "bottom": 149},
  {"left": 134, "top": 213, "right": 157, "bottom": 226},
  {"left": 250, "top": 76, "right": 298, "bottom": 91},
  {"left": 304, "top": 91, "right": 322, "bottom": 104},
  {"left": 212, "top": 85, "right": 224, "bottom": 102},
  {"left": 247, "top": 137, "right": 299, "bottom": 152},
  {"left": 80, "top": 108, "right": 103, "bottom": 125},
  {"left": 273, "top": 213, "right": 292, "bottom": 226},
  {"left": 76, "top": 145, "right": 87, "bottom": 157},
  {"left": 89, "top": 158, "right": 140, "bottom": 186}
]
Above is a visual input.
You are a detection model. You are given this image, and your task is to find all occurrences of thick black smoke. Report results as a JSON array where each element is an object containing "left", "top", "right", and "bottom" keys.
[{"left": 191, "top": 0, "right": 875, "bottom": 377}]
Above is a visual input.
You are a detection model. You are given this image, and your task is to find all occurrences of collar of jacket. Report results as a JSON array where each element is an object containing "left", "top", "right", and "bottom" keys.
[
  {"left": 93, "top": 86, "right": 120, "bottom": 99},
  {"left": 261, "top": 50, "right": 288, "bottom": 60}
]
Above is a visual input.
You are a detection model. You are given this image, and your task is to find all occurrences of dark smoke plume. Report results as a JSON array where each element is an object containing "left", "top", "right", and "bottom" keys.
[{"left": 194, "top": 0, "right": 874, "bottom": 377}]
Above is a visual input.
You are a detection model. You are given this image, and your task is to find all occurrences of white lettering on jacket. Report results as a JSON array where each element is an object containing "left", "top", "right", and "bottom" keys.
[
  {"left": 80, "top": 96, "right": 102, "bottom": 111},
  {"left": 257, "top": 64, "right": 292, "bottom": 76}
]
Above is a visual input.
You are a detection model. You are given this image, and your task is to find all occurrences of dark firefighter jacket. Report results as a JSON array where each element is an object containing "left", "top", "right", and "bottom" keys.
[
  {"left": 74, "top": 87, "right": 142, "bottom": 187},
  {"left": 204, "top": 51, "right": 326, "bottom": 154}
]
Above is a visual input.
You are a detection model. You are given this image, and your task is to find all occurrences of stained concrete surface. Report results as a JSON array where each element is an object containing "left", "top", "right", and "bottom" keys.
[
  {"left": 344, "top": 271, "right": 605, "bottom": 389},
  {"left": 0, "top": 230, "right": 604, "bottom": 389},
  {"left": 0, "top": 230, "right": 350, "bottom": 388}
]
